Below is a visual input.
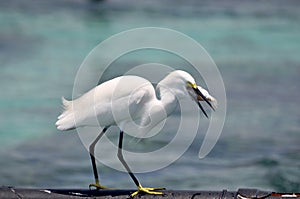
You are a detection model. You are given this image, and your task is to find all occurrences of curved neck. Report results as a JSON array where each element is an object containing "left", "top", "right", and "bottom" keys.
[{"left": 157, "top": 87, "right": 178, "bottom": 116}]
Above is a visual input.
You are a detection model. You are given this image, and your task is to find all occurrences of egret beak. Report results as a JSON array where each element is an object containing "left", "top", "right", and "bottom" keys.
[
  {"left": 193, "top": 86, "right": 215, "bottom": 118},
  {"left": 187, "top": 83, "right": 216, "bottom": 118}
]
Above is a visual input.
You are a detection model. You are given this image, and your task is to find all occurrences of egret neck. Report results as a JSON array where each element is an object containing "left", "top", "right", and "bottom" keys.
[{"left": 156, "top": 85, "right": 178, "bottom": 117}]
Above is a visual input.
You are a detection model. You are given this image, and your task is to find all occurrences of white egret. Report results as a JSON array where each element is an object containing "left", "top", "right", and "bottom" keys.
[{"left": 56, "top": 70, "right": 216, "bottom": 197}]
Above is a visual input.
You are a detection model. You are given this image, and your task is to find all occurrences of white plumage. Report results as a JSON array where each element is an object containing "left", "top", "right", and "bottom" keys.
[
  {"left": 55, "top": 70, "right": 216, "bottom": 197},
  {"left": 56, "top": 70, "right": 216, "bottom": 132}
]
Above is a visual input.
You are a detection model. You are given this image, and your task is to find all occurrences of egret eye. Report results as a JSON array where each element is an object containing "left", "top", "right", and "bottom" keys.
[{"left": 186, "top": 81, "right": 197, "bottom": 89}]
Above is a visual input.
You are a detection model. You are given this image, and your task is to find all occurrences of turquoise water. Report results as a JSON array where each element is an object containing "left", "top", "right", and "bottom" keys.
[{"left": 1, "top": 0, "right": 299, "bottom": 192}]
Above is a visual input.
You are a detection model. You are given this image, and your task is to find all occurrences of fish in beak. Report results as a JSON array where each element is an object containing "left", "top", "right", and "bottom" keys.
[{"left": 187, "top": 83, "right": 217, "bottom": 118}]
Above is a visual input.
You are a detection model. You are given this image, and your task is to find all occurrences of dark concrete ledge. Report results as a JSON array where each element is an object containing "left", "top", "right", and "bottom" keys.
[{"left": 1, "top": 186, "right": 299, "bottom": 199}]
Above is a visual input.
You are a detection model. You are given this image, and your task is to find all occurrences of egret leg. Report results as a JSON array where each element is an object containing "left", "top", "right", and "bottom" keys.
[
  {"left": 89, "top": 127, "right": 109, "bottom": 190},
  {"left": 117, "top": 131, "right": 165, "bottom": 197}
]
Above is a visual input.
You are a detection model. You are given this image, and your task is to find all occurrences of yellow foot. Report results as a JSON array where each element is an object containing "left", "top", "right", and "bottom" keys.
[
  {"left": 131, "top": 185, "right": 165, "bottom": 197},
  {"left": 89, "top": 182, "right": 110, "bottom": 190}
]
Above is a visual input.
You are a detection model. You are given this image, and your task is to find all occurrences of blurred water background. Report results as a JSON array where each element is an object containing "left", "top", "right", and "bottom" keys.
[{"left": 0, "top": 0, "right": 299, "bottom": 192}]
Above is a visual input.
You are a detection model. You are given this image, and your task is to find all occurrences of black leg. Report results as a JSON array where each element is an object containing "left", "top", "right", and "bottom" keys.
[
  {"left": 117, "top": 131, "right": 141, "bottom": 187},
  {"left": 117, "top": 131, "right": 164, "bottom": 197},
  {"left": 89, "top": 127, "right": 108, "bottom": 189}
]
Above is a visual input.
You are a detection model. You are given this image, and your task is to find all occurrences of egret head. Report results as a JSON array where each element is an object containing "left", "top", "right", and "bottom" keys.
[{"left": 158, "top": 70, "right": 216, "bottom": 117}]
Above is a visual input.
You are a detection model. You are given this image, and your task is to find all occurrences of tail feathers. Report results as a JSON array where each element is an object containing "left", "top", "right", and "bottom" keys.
[
  {"left": 58, "top": 97, "right": 72, "bottom": 119},
  {"left": 56, "top": 97, "right": 76, "bottom": 131},
  {"left": 62, "top": 97, "right": 71, "bottom": 109}
]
